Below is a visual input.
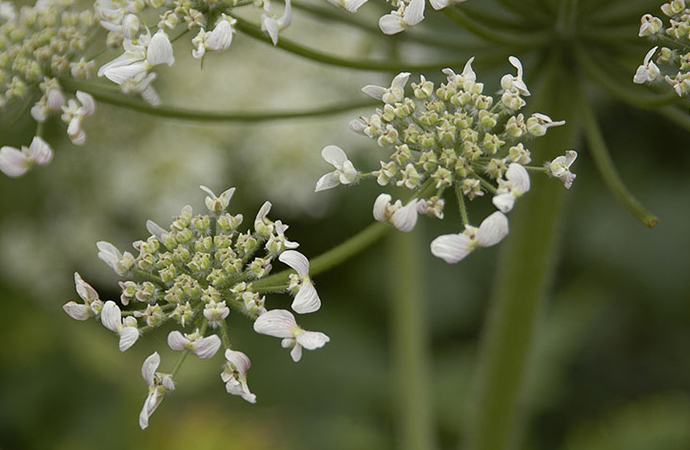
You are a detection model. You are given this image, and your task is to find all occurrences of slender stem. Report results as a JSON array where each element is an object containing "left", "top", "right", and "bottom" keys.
[
  {"left": 170, "top": 350, "right": 190, "bottom": 376},
  {"left": 574, "top": 44, "right": 681, "bottom": 109},
  {"left": 232, "top": 15, "right": 489, "bottom": 72},
  {"left": 220, "top": 320, "right": 231, "bottom": 349},
  {"left": 655, "top": 105, "right": 690, "bottom": 133},
  {"left": 443, "top": 7, "right": 551, "bottom": 47},
  {"left": 454, "top": 181, "right": 469, "bottom": 226},
  {"left": 468, "top": 52, "right": 576, "bottom": 450},
  {"left": 62, "top": 78, "right": 378, "bottom": 122},
  {"left": 133, "top": 268, "right": 166, "bottom": 286},
  {"left": 577, "top": 84, "right": 659, "bottom": 227},
  {"left": 388, "top": 227, "right": 435, "bottom": 450},
  {"left": 252, "top": 222, "right": 389, "bottom": 288}
]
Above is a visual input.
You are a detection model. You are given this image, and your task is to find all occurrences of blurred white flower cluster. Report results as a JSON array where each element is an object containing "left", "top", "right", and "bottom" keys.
[
  {"left": 0, "top": 0, "right": 99, "bottom": 177},
  {"left": 318, "top": 56, "right": 577, "bottom": 263},
  {"left": 63, "top": 186, "right": 329, "bottom": 429},
  {"left": 635, "top": 0, "right": 690, "bottom": 95}
]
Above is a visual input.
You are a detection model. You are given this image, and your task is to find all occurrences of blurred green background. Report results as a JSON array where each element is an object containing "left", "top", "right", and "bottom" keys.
[{"left": 2, "top": 1, "right": 690, "bottom": 449}]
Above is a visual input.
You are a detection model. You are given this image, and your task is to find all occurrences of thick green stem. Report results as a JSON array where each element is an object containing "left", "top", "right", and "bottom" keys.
[
  {"left": 468, "top": 54, "right": 577, "bottom": 450},
  {"left": 61, "top": 79, "right": 377, "bottom": 122},
  {"left": 578, "top": 84, "right": 659, "bottom": 227},
  {"left": 252, "top": 222, "right": 389, "bottom": 288},
  {"left": 388, "top": 227, "right": 435, "bottom": 450}
]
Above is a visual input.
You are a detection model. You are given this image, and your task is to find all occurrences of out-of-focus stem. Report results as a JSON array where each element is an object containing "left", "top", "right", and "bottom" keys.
[
  {"left": 578, "top": 83, "right": 659, "bottom": 227},
  {"left": 442, "top": 8, "right": 550, "bottom": 47},
  {"left": 388, "top": 227, "right": 435, "bottom": 450},
  {"left": 468, "top": 53, "right": 577, "bottom": 450}
]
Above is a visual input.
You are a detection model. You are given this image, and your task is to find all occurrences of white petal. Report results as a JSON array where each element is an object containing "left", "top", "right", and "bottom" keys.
[
  {"left": 261, "top": 15, "right": 280, "bottom": 45},
  {"left": 430, "top": 233, "right": 472, "bottom": 263},
  {"left": 104, "top": 61, "right": 148, "bottom": 84},
  {"left": 390, "top": 72, "right": 411, "bottom": 91},
  {"left": 256, "top": 201, "right": 272, "bottom": 222},
  {"left": 28, "top": 137, "right": 53, "bottom": 165},
  {"left": 321, "top": 145, "right": 348, "bottom": 168},
  {"left": 76, "top": 91, "right": 96, "bottom": 116},
  {"left": 492, "top": 193, "right": 515, "bottom": 213},
  {"left": 207, "top": 20, "right": 234, "bottom": 51},
  {"left": 644, "top": 46, "right": 659, "bottom": 66},
  {"left": 564, "top": 150, "right": 578, "bottom": 167},
  {"left": 373, "top": 194, "right": 392, "bottom": 222},
  {"left": 147, "top": 31, "right": 175, "bottom": 66},
  {"left": 290, "top": 343, "right": 303, "bottom": 362},
  {"left": 146, "top": 220, "right": 168, "bottom": 241},
  {"left": 167, "top": 330, "right": 188, "bottom": 351},
  {"left": 361, "top": 84, "right": 386, "bottom": 99},
  {"left": 119, "top": 326, "right": 139, "bottom": 351},
  {"left": 391, "top": 200, "right": 419, "bottom": 232},
  {"left": 63, "top": 302, "right": 92, "bottom": 321},
  {"left": 253, "top": 309, "right": 297, "bottom": 338},
  {"left": 344, "top": 0, "right": 368, "bottom": 12},
  {"left": 74, "top": 272, "right": 99, "bottom": 302},
  {"left": 475, "top": 212, "right": 509, "bottom": 247},
  {"left": 139, "top": 392, "right": 158, "bottom": 430},
  {"left": 291, "top": 282, "right": 321, "bottom": 314},
  {"left": 296, "top": 331, "right": 330, "bottom": 350},
  {"left": 225, "top": 349, "right": 252, "bottom": 374},
  {"left": 429, "top": 0, "right": 448, "bottom": 9},
  {"left": 141, "top": 352, "right": 160, "bottom": 386},
  {"left": 315, "top": 172, "right": 341, "bottom": 192},
  {"left": 101, "top": 300, "right": 122, "bottom": 332},
  {"left": 506, "top": 163, "right": 530, "bottom": 193},
  {"left": 193, "top": 335, "right": 221, "bottom": 359},
  {"left": 0, "top": 146, "right": 29, "bottom": 177},
  {"left": 403, "top": 0, "right": 425, "bottom": 26},
  {"left": 278, "top": 249, "right": 310, "bottom": 276},
  {"left": 98, "top": 53, "right": 141, "bottom": 78}
]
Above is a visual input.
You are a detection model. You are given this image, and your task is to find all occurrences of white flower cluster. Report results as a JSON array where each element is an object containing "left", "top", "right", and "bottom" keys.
[
  {"left": 95, "top": 0, "right": 295, "bottom": 103},
  {"left": 324, "top": 0, "right": 467, "bottom": 35},
  {"left": 317, "top": 57, "right": 577, "bottom": 263},
  {"left": 0, "top": 0, "right": 100, "bottom": 177},
  {"left": 63, "top": 186, "right": 329, "bottom": 429},
  {"left": 635, "top": 0, "right": 690, "bottom": 95}
]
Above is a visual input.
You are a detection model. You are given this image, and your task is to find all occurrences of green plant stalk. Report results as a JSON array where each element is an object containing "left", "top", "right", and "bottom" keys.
[
  {"left": 442, "top": 8, "right": 551, "bottom": 47},
  {"left": 252, "top": 222, "right": 389, "bottom": 289},
  {"left": 61, "top": 79, "right": 378, "bottom": 123},
  {"left": 578, "top": 84, "right": 659, "bottom": 227},
  {"left": 468, "top": 54, "right": 578, "bottom": 450},
  {"left": 388, "top": 227, "right": 435, "bottom": 450}
]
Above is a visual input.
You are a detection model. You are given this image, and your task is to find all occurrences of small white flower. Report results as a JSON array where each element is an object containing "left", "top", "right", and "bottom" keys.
[
  {"left": 430, "top": 212, "right": 509, "bottom": 263},
  {"left": 254, "top": 309, "right": 330, "bottom": 362},
  {"left": 379, "top": 0, "right": 424, "bottom": 35},
  {"left": 373, "top": 193, "right": 420, "bottom": 232},
  {"left": 326, "top": 0, "right": 368, "bottom": 12},
  {"left": 97, "top": 241, "right": 134, "bottom": 275},
  {"left": 61, "top": 91, "right": 96, "bottom": 145},
  {"left": 254, "top": 201, "right": 274, "bottom": 237},
  {"left": 99, "top": 30, "right": 175, "bottom": 84},
  {"left": 221, "top": 349, "right": 257, "bottom": 403},
  {"left": 207, "top": 15, "right": 236, "bottom": 52},
  {"left": 139, "top": 352, "right": 175, "bottom": 430},
  {"left": 0, "top": 137, "right": 53, "bottom": 178},
  {"left": 121, "top": 72, "right": 160, "bottom": 106},
  {"left": 203, "top": 300, "right": 230, "bottom": 328},
  {"left": 492, "top": 163, "right": 531, "bottom": 213},
  {"left": 633, "top": 46, "right": 661, "bottom": 85},
  {"left": 63, "top": 272, "right": 104, "bottom": 321},
  {"left": 548, "top": 150, "right": 578, "bottom": 189},
  {"left": 661, "top": 0, "right": 685, "bottom": 16},
  {"left": 362, "top": 72, "right": 411, "bottom": 104},
  {"left": 101, "top": 300, "right": 139, "bottom": 351},
  {"left": 265, "top": 220, "right": 300, "bottom": 255},
  {"left": 442, "top": 57, "right": 476, "bottom": 86},
  {"left": 315, "top": 145, "right": 358, "bottom": 192},
  {"left": 167, "top": 330, "right": 221, "bottom": 359},
  {"left": 526, "top": 113, "right": 566, "bottom": 137},
  {"left": 261, "top": 0, "right": 292, "bottom": 45},
  {"left": 279, "top": 250, "right": 321, "bottom": 314},
  {"left": 200, "top": 185, "right": 235, "bottom": 214},
  {"left": 638, "top": 14, "right": 663, "bottom": 37},
  {"left": 500, "top": 56, "right": 530, "bottom": 96}
]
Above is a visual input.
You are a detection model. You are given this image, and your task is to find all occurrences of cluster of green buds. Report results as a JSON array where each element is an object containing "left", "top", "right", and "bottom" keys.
[
  {"left": 63, "top": 186, "right": 329, "bottom": 429},
  {"left": 0, "top": 0, "right": 97, "bottom": 108},
  {"left": 635, "top": 0, "right": 690, "bottom": 95},
  {"left": 316, "top": 56, "right": 577, "bottom": 263}
]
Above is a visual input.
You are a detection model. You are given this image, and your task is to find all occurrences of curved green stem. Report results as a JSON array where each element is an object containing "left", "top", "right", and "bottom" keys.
[
  {"left": 578, "top": 84, "right": 659, "bottom": 227},
  {"left": 656, "top": 105, "right": 690, "bottom": 133},
  {"left": 232, "top": 15, "right": 491, "bottom": 72},
  {"left": 443, "top": 7, "right": 551, "bottom": 47},
  {"left": 468, "top": 52, "right": 576, "bottom": 450},
  {"left": 574, "top": 44, "right": 681, "bottom": 109},
  {"left": 62, "top": 78, "right": 378, "bottom": 122},
  {"left": 252, "top": 222, "right": 389, "bottom": 288},
  {"left": 388, "top": 227, "right": 435, "bottom": 450}
]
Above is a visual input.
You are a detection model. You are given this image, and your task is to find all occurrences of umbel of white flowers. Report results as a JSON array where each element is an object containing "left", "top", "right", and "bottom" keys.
[
  {"left": 63, "top": 186, "right": 329, "bottom": 429},
  {"left": 315, "top": 56, "right": 578, "bottom": 263},
  {"left": 634, "top": 0, "right": 690, "bottom": 96}
]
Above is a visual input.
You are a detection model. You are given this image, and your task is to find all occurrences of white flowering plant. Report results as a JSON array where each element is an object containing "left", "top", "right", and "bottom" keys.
[{"left": 1, "top": 0, "right": 686, "bottom": 448}]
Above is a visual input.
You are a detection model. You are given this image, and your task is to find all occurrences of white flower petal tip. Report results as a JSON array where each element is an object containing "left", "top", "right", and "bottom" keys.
[
  {"left": 431, "top": 212, "right": 509, "bottom": 263},
  {"left": 200, "top": 185, "right": 235, "bottom": 213},
  {"left": 372, "top": 194, "right": 419, "bottom": 232},
  {"left": 101, "top": 300, "right": 139, "bottom": 351},
  {"left": 139, "top": 352, "right": 174, "bottom": 430},
  {"left": 278, "top": 251, "right": 321, "bottom": 314},
  {"left": 222, "top": 349, "right": 257, "bottom": 404},
  {"left": 147, "top": 31, "right": 175, "bottom": 66},
  {"left": 253, "top": 309, "right": 329, "bottom": 361},
  {"left": 363, "top": 72, "right": 411, "bottom": 103},
  {"left": 633, "top": 46, "right": 660, "bottom": 85},
  {"left": 0, "top": 137, "right": 53, "bottom": 178},
  {"left": 548, "top": 150, "right": 578, "bottom": 189},
  {"left": 315, "top": 145, "right": 358, "bottom": 192},
  {"left": 492, "top": 163, "right": 530, "bottom": 212}
]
